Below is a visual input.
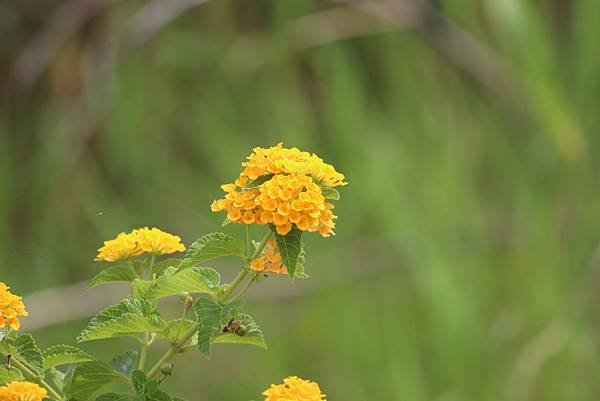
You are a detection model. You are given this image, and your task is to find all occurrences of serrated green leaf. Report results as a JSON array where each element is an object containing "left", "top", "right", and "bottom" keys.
[
  {"left": 64, "top": 361, "right": 129, "bottom": 401},
  {"left": 0, "top": 365, "right": 23, "bottom": 384},
  {"left": 89, "top": 263, "right": 138, "bottom": 289},
  {"left": 320, "top": 186, "right": 340, "bottom": 200},
  {"left": 96, "top": 392, "right": 139, "bottom": 401},
  {"left": 110, "top": 351, "right": 138, "bottom": 377},
  {"left": 44, "top": 345, "right": 93, "bottom": 370},
  {"left": 77, "top": 299, "right": 166, "bottom": 343},
  {"left": 130, "top": 279, "right": 155, "bottom": 299},
  {"left": 194, "top": 298, "right": 245, "bottom": 357},
  {"left": 130, "top": 370, "right": 146, "bottom": 393},
  {"left": 136, "top": 267, "right": 219, "bottom": 301},
  {"left": 214, "top": 313, "right": 267, "bottom": 350},
  {"left": 150, "top": 258, "right": 182, "bottom": 278},
  {"left": 270, "top": 225, "right": 303, "bottom": 279},
  {"left": 182, "top": 233, "right": 245, "bottom": 267},
  {"left": 293, "top": 244, "right": 309, "bottom": 279},
  {"left": 0, "top": 333, "right": 44, "bottom": 376},
  {"left": 160, "top": 319, "right": 195, "bottom": 343}
]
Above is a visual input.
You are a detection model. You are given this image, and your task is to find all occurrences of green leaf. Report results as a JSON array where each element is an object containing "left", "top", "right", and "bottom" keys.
[
  {"left": 44, "top": 345, "right": 93, "bottom": 370},
  {"left": 135, "top": 267, "right": 220, "bottom": 301},
  {"left": 89, "top": 263, "right": 138, "bottom": 289},
  {"left": 293, "top": 244, "right": 309, "bottom": 279},
  {"left": 270, "top": 225, "right": 303, "bottom": 279},
  {"left": 110, "top": 351, "right": 138, "bottom": 377},
  {"left": 64, "top": 361, "right": 129, "bottom": 401},
  {"left": 150, "top": 258, "right": 182, "bottom": 278},
  {"left": 0, "top": 365, "right": 24, "bottom": 384},
  {"left": 77, "top": 299, "right": 166, "bottom": 343},
  {"left": 96, "top": 393, "right": 139, "bottom": 401},
  {"left": 221, "top": 218, "right": 231, "bottom": 227},
  {"left": 160, "top": 319, "right": 195, "bottom": 343},
  {"left": 182, "top": 233, "right": 245, "bottom": 267},
  {"left": 0, "top": 333, "right": 44, "bottom": 376},
  {"left": 130, "top": 279, "right": 155, "bottom": 299},
  {"left": 214, "top": 313, "right": 267, "bottom": 350},
  {"left": 194, "top": 298, "right": 245, "bottom": 357},
  {"left": 130, "top": 370, "right": 146, "bottom": 393},
  {"left": 320, "top": 186, "right": 340, "bottom": 200},
  {"left": 246, "top": 174, "right": 274, "bottom": 188}
]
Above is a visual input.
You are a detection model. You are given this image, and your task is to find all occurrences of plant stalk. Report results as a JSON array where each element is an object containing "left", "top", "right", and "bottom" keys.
[
  {"left": 10, "top": 357, "right": 63, "bottom": 400},
  {"left": 146, "top": 322, "right": 198, "bottom": 380}
]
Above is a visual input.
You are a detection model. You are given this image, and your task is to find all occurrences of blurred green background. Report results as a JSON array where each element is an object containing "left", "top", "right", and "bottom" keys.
[{"left": 2, "top": 0, "right": 600, "bottom": 400}]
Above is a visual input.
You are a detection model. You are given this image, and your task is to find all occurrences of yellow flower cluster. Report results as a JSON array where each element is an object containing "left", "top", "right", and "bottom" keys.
[
  {"left": 211, "top": 144, "right": 346, "bottom": 237},
  {"left": 250, "top": 240, "right": 287, "bottom": 275},
  {"left": 263, "top": 376, "right": 326, "bottom": 401},
  {"left": 0, "top": 283, "right": 28, "bottom": 331},
  {"left": 0, "top": 381, "right": 47, "bottom": 401},
  {"left": 95, "top": 227, "right": 186, "bottom": 262},
  {"left": 240, "top": 143, "right": 347, "bottom": 188}
]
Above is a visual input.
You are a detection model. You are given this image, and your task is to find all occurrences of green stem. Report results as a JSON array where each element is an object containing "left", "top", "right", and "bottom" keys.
[
  {"left": 219, "top": 269, "right": 248, "bottom": 303},
  {"left": 221, "top": 230, "right": 272, "bottom": 303},
  {"left": 138, "top": 338, "right": 149, "bottom": 370},
  {"left": 226, "top": 274, "right": 257, "bottom": 304},
  {"left": 139, "top": 254, "right": 157, "bottom": 369},
  {"left": 10, "top": 357, "right": 63, "bottom": 400},
  {"left": 251, "top": 230, "right": 273, "bottom": 260},
  {"left": 146, "top": 322, "right": 198, "bottom": 380}
]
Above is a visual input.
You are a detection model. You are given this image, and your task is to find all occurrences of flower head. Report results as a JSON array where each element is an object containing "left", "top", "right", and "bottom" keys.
[
  {"left": 263, "top": 376, "right": 326, "bottom": 401},
  {"left": 95, "top": 227, "right": 186, "bottom": 262},
  {"left": 132, "top": 227, "right": 186, "bottom": 255},
  {"left": 0, "top": 283, "right": 28, "bottom": 331},
  {"left": 211, "top": 144, "right": 344, "bottom": 237},
  {"left": 95, "top": 232, "right": 142, "bottom": 262},
  {"left": 0, "top": 381, "right": 48, "bottom": 401},
  {"left": 250, "top": 240, "right": 287, "bottom": 275}
]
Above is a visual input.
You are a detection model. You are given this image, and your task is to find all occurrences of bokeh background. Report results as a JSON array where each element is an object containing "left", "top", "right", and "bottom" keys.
[{"left": 2, "top": 0, "right": 600, "bottom": 400}]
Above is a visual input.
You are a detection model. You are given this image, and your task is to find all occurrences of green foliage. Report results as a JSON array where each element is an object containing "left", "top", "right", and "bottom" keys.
[
  {"left": 129, "top": 370, "right": 179, "bottom": 401},
  {"left": 44, "top": 345, "right": 93, "bottom": 370},
  {"left": 213, "top": 313, "right": 267, "bottom": 350},
  {"left": 132, "top": 267, "right": 220, "bottom": 301},
  {"left": 182, "top": 233, "right": 245, "bottom": 267},
  {"left": 95, "top": 393, "right": 138, "bottom": 401},
  {"left": 64, "top": 361, "right": 129, "bottom": 401},
  {"left": 110, "top": 351, "right": 138, "bottom": 377},
  {"left": 89, "top": 263, "right": 138, "bottom": 289},
  {"left": 0, "top": 333, "right": 45, "bottom": 376},
  {"left": 270, "top": 225, "right": 303, "bottom": 279},
  {"left": 194, "top": 298, "right": 245, "bottom": 357},
  {"left": 320, "top": 186, "right": 340, "bottom": 201},
  {"left": 0, "top": 365, "right": 24, "bottom": 384},
  {"left": 150, "top": 258, "right": 183, "bottom": 278},
  {"left": 77, "top": 299, "right": 166, "bottom": 342},
  {"left": 161, "top": 319, "right": 195, "bottom": 343}
]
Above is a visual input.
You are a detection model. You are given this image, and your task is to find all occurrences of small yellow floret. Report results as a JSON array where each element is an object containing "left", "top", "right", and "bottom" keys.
[
  {"left": 0, "top": 381, "right": 48, "bottom": 401},
  {"left": 0, "top": 283, "right": 28, "bottom": 331},
  {"left": 263, "top": 376, "right": 326, "bottom": 401}
]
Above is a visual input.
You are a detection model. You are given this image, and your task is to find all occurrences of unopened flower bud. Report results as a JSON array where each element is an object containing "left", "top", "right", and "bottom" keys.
[
  {"left": 160, "top": 362, "right": 174, "bottom": 376},
  {"left": 184, "top": 295, "right": 194, "bottom": 310}
]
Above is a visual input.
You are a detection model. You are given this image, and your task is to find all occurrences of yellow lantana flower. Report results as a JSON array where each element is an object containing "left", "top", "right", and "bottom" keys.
[
  {"left": 212, "top": 144, "right": 344, "bottom": 237},
  {"left": 263, "top": 376, "right": 326, "bottom": 401},
  {"left": 95, "top": 227, "right": 186, "bottom": 262},
  {"left": 250, "top": 240, "right": 287, "bottom": 275},
  {"left": 0, "top": 283, "right": 28, "bottom": 331},
  {"left": 0, "top": 381, "right": 47, "bottom": 401},
  {"left": 95, "top": 232, "right": 142, "bottom": 262},
  {"left": 132, "top": 227, "right": 186, "bottom": 255}
]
